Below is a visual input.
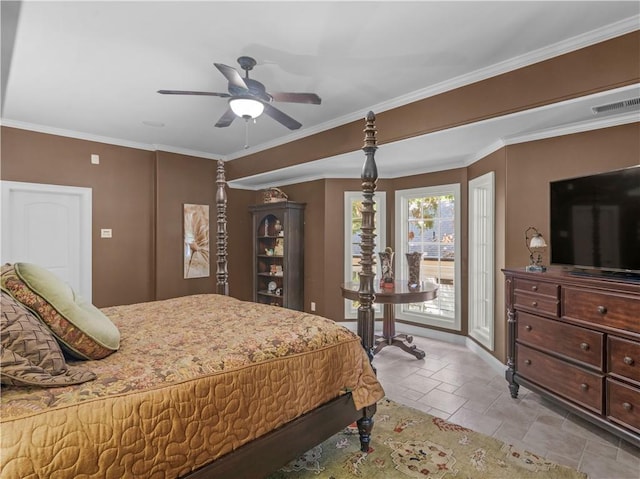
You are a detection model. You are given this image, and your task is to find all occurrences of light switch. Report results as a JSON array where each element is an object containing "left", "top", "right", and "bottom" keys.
[
  {"left": 91, "top": 154, "right": 100, "bottom": 165},
  {"left": 101, "top": 229, "right": 112, "bottom": 238}
]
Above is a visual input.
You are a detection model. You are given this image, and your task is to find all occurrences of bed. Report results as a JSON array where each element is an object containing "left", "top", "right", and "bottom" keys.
[{"left": 0, "top": 113, "right": 384, "bottom": 478}]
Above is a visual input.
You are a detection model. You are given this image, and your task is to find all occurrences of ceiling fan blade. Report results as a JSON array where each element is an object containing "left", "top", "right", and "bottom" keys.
[
  {"left": 269, "top": 92, "right": 321, "bottom": 104},
  {"left": 263, "top": 103, "right": 302, "bottom": 130},
  {"left": 158, "top": 90, "right": 230, "bottom": 97},
  {"left": 214, "top": 63, "right": 248, "bottom": 90},
  {"left": 215, "top": 108, "right": 236, "bottom": 128}
]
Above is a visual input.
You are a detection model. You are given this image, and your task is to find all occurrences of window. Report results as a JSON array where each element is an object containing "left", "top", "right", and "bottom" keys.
[
  {"left": 468, "top": 172, "right": 495, "bottom": 350},
  {"left": 395, "top": 184, "right": 461, "bottom": 330},
  {"left": 344, "top": 191, "right": 386, "bottom": 319}
]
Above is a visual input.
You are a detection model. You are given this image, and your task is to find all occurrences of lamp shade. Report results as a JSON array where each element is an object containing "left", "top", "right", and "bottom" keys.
[
  {"left": 529, "top": 234, "right": 547, "bottom": 249},
  {"left": 229, "top": 98, "right": 264, "bottom": 119}
]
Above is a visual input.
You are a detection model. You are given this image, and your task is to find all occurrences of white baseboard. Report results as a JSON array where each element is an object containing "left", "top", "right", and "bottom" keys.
[{"left": 464, "top": 337, "right": 506, "bottom": 376}]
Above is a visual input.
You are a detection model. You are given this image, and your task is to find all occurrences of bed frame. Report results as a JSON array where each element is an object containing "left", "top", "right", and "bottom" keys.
[{"left": 184, "top": 112, "right": 380, "bottom": 478}]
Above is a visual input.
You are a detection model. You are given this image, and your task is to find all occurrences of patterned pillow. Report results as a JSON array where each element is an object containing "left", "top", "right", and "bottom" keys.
[
  {"left": 1, "top": 291, "right": 96, "bottom": 387},
  {"left": 1, "top": 263, "right": 120, "bottom": 360}
]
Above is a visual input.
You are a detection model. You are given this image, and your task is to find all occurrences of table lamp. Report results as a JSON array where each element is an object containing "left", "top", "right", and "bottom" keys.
[{"left": 525, "top": 226, "right": 547, "bottom": 272}]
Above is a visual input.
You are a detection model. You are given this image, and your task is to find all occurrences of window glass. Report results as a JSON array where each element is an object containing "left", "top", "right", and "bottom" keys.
[
  {"left": 344, "top": 191, "right": 386, "bottom": 318},
  {"left": 395, "top": 185, "right": 461, "bottom": 330}
]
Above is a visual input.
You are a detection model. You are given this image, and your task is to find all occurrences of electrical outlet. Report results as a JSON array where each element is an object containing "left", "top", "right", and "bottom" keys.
[
  {"left": 91, "top": 154, "right": 100, "bottom": 165},
  {"left": 100, "top": 228, "right": 112, "bottom": 238},
  {"left": 310, "top": 302, "right": 316, "bottom": 312}
]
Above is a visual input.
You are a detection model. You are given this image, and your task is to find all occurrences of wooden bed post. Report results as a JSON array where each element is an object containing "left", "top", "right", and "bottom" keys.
[
  {"left": 357, "top": 111, "right": 378, "bottom": 362},
  {"left": 216, "top": 160, "right": 229, "bottom": 296},
  {"left": 355, "top": 111, "right": 379, "bottom": 453}
]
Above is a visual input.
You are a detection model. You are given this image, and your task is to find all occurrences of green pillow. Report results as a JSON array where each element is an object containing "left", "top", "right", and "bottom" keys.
[{"left": 2, "top": 263, "right": 120, "bottom": 360}]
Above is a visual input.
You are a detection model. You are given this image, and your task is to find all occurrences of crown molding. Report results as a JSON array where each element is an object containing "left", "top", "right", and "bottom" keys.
[
  {"left": 152, "top": 143, "right": 220, "bottom": 161},
  {"left": 504, "top": 112, "right": 640, "bottom": 146},
  {"left": 0, "top": 119, "right": 225, "bottom": 160},
  {"left": 3, "top": 17, "right": 638, "bottom": 168},
  {"left": 226, "top": 16, "right": 640, "bottom": 161},
  {"left": 0, "top": 119, "right": 157, "bottom": 151}
]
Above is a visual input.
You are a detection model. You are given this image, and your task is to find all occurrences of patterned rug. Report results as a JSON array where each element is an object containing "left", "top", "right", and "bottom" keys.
[{"left": 267, "top": 398, "right": 587, "bottom": 479}]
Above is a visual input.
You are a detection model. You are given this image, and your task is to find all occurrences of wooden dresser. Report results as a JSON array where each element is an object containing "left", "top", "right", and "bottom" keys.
[{"left": 504, "top": 267, "right": 640, "bottom": 447}]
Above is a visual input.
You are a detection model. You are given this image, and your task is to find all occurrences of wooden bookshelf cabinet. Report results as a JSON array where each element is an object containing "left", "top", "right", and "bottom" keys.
[{"left": 249, "top": 202, "right": 305, "bottom": 311}]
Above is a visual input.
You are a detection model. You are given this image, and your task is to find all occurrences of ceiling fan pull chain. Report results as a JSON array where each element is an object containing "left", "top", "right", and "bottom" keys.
[{"left": 244, "top": 119, "right": 250, "bottom": 149}]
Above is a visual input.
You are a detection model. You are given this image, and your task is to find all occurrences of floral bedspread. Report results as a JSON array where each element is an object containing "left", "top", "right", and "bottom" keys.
[
  {"left": 1, "top": 294, "right": 384, "bottom": 479},
  {"left": 1, "top": 294, "right": 375, "bottom": 416}
]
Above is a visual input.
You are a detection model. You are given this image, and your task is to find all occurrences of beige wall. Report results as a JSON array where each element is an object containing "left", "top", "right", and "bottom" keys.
[
  {"left": 504, "top": 124, "right": 640, "bottom": 269},
  {"left": 0, "top": 127, "right": 222, "bottom": 307},
  {"left": 154, "top": 151, "right": 218, "bottom": 300},
  {"left": 1, "top": 31, "right": 638, "bottom": 362},
  {"left": 3, "top": 122, "right": 638, "bottom": 363},
  {"left": 1, "top": 127, "right": 156, "bottom": 307}
]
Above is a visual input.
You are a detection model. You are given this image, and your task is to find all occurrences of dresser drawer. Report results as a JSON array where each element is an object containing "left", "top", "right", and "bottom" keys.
[
  {"left": 514, "top": 292, "right": 560, "bottom": 317},
  {"left": 517, "top": 312, "right": 603, "bottom": 370},
  {"left": 563, "top": 287, "right": 640, "bottom": 333},
  {"left": 513, "top": 278, "right": 560, "bottom": 299},
  {"left": 607, "top": 379, "right": 640, "bottom": 433},
  {"left": 609, "top": 336, "right": 640, "bottom": 385},
  {"left": 517, "top": 344, "right": 603, "bottom": 413}
]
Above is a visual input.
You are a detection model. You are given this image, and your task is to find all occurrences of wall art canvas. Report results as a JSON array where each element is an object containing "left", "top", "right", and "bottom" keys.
[{"left": 183, "top": 204, "right": 210, "bottom": 279}]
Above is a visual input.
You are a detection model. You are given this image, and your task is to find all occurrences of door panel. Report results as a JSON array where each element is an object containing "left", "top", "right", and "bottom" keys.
[{"left": 1, "top": 181, "right": 92, "bottom": 301}]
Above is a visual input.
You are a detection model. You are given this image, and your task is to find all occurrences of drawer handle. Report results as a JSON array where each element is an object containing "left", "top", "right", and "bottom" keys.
[
  {"left": 623, "top": 402, "right": 633, "bottom": 411},
  {"left": 531, "top": 285, "right": 538, "bottom": 292},
  {"left": 525, "top": 325, "right": 532, "bottom": 332},
  {"left": 624, "top": 356, "right": 635, "bottom": 366},
  {"left": 580, "top": 342, "right": 590, "bottom": 351},
  {"left": 580, "top": 383, "right": 589, "bottom": 392},
  {"left": 597, "top": 305, "right": 607, "bottom": 315},
  {"left": 531, "top": 301, "right": 538, "bottom": 308},
  {"left": 524, "top": 359, "right": 532, "bottom": 366}
]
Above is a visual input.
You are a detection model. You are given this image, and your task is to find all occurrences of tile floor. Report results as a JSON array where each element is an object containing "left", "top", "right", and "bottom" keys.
[{"left": 373, "top": 335, "right": 640, "bottom": 479}]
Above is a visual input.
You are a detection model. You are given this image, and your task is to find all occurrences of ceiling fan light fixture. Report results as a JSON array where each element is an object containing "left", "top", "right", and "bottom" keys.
[{"left": 229, "top": 97, "right": 264, "bottom": 119}]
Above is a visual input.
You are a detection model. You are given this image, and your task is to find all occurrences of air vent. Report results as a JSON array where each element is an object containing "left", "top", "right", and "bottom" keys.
[{"left": 592, "top": 97, "right": 640, "bottom": 115}]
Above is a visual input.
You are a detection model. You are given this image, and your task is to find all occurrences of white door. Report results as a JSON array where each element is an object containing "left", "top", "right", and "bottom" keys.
[{"left": 1, "top": 181, "right": 92, "bottom": 301}]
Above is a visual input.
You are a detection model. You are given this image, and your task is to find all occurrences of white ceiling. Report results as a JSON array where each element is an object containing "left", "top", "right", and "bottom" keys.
[{"left": 2, "top": 1, "right": 639, "bottom": 189}]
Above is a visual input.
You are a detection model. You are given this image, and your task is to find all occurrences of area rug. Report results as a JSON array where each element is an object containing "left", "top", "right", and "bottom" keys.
[{"left": 267, "top": 398, "right": 587, "bottom": 479}]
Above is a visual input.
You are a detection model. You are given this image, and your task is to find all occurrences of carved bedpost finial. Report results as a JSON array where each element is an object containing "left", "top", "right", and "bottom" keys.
[
  {"left": 362, "top": 111, "right": 377, "bottom": 150},
  {"left": 357, "top": 111, "right": 379, "bottom": 361},
  {"left": 216, "top": 160, "right": 229, "bottom": 296}
]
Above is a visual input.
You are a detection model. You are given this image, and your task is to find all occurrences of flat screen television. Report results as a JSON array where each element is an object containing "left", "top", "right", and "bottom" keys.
[{"left": 550, "top": 165, "right": 640, "bottom": 279}]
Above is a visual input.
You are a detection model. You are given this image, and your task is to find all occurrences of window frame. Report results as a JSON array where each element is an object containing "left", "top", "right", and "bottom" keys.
[
  {"left": 394, "top": 184, "right": 461, "bottom": 331},
  {"left": 343, "top": 191, "right": 386, "bottom": 319},
  {"left": 468, "top": 172, "right": 495, "bottom": 350}
]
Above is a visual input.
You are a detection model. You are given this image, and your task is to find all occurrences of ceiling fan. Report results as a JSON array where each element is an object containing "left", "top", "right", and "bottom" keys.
[{"left": 158, "top": 56, "right": 321, "bottom": 130}]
